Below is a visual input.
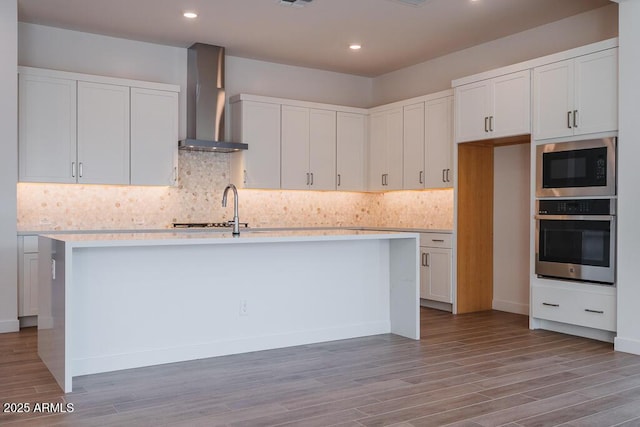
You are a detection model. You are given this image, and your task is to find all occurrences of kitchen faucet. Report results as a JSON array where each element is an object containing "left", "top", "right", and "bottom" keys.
[{"left": 222, "top": 183, "right": 240, "bottom": 236}]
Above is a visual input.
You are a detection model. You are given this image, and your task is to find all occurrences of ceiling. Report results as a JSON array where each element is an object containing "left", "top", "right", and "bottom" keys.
[{"left": 17, "top": 0, "right": 613, "bottom": 77}]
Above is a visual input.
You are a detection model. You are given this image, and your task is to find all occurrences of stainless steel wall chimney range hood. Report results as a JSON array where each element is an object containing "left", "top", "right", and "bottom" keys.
[{"left": 178, "top": 43, "right": 248, "bottom": 153}]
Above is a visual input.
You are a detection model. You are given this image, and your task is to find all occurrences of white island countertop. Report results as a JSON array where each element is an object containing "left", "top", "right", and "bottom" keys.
[
  {"left": 43, "top": 228, "right": 419, "bottom": 247},
  {"left": 38, "top": 229, "right": 420, "bottom": 393}
]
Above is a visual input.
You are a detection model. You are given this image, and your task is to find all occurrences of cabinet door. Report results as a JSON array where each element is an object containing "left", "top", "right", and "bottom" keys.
[
  {"left": 574, "top": 49, "right": 618, "bottom": 136},
  {"left": 232, "top": 101, "right": 281, "bottom": 189},
  {"left": 455, "top": 80, "right": 490, "bottom": 143},
  {"left": 368, "top": 111, "right": 387, "bottom": 191},
  {"left": 309, "top": 109, "right": 337, "bottom": 190},
  {"left": 336, "top": 112, "right": 366, "bottom": 191},
  {"left": 492, "top": 70, "right": 531, "bottom": 139},
  {"left": 425, "top": 96, "right": 453, "bottom": 189},
  {"left": 281, "top": 105, "right": 310, "bottom": 190},
  {"left": 77, "top": 81, "right": 130, "bottom": 184},
  {"left": 130, "top": 88, "right": 179, "bottom": 186},
  {"left": 424, "top": 247, "right": 452, "bottom": 303},
  {"left": 403, "top": 102, "right": 425, "bottom": 190},
  {"left": 533, "top": 59, "right": 574, "bottom": 140},
  {"left": 420, "top": 248, "right": 429, "bottom": 299},
  {"left": 18, "top": 74, "right": 77, "bottom": 183},
  {"left": 21, "top": 253, "right": 39, "bottom": 317},
  {"left": 385, "top": 108, "right": 404, "bottom": 190}
]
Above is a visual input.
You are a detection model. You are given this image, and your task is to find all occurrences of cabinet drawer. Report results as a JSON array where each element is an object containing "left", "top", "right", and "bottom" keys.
[
  {"left": 420, "top": 233, "right": 452, "bottom": 248},
  {"left": 23, "top": 236, "right": 39, "bottom": 253},
  {"left": 532, "top": 286, "right": 616, "bottom": 332}
]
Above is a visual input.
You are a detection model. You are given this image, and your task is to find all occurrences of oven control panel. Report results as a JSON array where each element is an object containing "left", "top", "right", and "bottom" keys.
[{"left": 537, "top": 198, "right": 613, "bottom": 215}]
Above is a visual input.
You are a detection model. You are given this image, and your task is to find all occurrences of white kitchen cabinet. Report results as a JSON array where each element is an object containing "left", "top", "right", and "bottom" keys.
[
  {"left": 18, "top": 67, "right": 180, "bottom": 186},
  {"left": 336, "top": 112, "right": 366, "bottom": 191},
  {"left": 368, "top": 107, "right": 403, "bottom": 191},
  {"left": 425, "top": 96, "right": 453, "bottom": 188},
  {"left": 403, "top": 102, "right": 425, "bottom": 190},
  {"left": 420, "top": 233, "right": 453, "bottom": 304},
  {"left": 455, "top": 70, "right": 530, "bottom": 143},
  {"left": 18, "top": 236, "right": 39, "bottom": 317},
  {"left": 531, "top": 284, "right": 616, "bottom": 332},
  {"left": 281, "top": 106, "right": 336, "bottom": 190},
  {"left": 231, "top": 99, "right": 282, "bottom": 189},
  {"left": 130, "top": 88, "right": 179, "bottom": 186},
  {"left": 18, "top": 74, "right": 77, "bottom": 183},
  {"left": 77, "top": 81, "right": 130, "bottom": 185},
  {"left": 533, "top": 48, "right": 617, "bottom": 140}
]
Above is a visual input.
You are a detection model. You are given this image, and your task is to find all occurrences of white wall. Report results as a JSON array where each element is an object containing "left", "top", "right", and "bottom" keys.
[
  {"left": 372, "top": 4, "right": 618, "bottom": 105},
  {"left": 0, "top": 0, "right": 19, "bottom": 332},
  {"left": 614, "top": 0, "right": 640, "bottom": 355},
  {"left": 493, "top": 144, "right": 531, "bottom": 315}
]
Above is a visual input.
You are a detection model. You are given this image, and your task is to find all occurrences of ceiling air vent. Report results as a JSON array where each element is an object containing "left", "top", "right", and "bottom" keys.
[
  {"left": 279, "top": 0, "right": 313, "bottom": 7},
  {"left": 388, "top": 0, "right": 431, "bottom": 6}
]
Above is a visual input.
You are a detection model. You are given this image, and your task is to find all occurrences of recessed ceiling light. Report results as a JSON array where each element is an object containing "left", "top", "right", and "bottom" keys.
[
  {"left": 349, "top": 44, "right": 362, "bottom": 51},
  {"left": 183, "top": 11, "right": 198, "bottom": 19}
]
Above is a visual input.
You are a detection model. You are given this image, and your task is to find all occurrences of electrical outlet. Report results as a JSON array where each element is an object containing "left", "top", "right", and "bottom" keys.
[{"left": 239, "top": 299, "right": 248, "bottom": 316}]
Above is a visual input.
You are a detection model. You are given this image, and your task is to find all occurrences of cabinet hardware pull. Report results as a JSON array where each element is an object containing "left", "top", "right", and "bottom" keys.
[
  {"left": 432, "top": 239, "right": 445, "bottom": 242},
  {"left": 573, "top": 110, "right": 578, "bottom": 128},
  {"left": 442, "top": 169, "right": 446, "bottom": 183},
  {"left": 173, "top": 166, "right": 177, "bottom": 182},
  {"left": 419, "top": 171, "right": 424, "bottom": 184},
  {"left": 585, "top": 309, "right": 604, "bottom": 314},
  {"left": 421, "top": 253, "right": 427, "bottom": 267},
  {"left": 306, "top": 173, "right": 310, "bottom": 186},
  {"left": 543, "top": 302, "right": 560, "bottom": 307},
  {"left": 310, "top": 173, "right": 314, "bottom": 186},
  {"left": 426, "top": 253, "right": 430, "bottom": 267},
  {"left": 484, "top": 116, "right": 489, "bottom": 132},
  {"left": 567, "top": 111, "right": 572, "bottom": 129},
  {"left": 79, "top": 162, "right": 83, "bottom": 178},
  {"left": 337, "top": 174, "right": 341, "bottom": 187},
  {"left": 446, "top": 168, "right": 451, "bottom": 183},
  {"left": 71, "top": 162, "right": 76, "bottom": 178},
  {"left": 243, "top": 170, "right": 247, "bottom": 184},
  {"left": 381, "top": 174, "right": 385, "bottom": 186},
  {"left": 489, "top": 116, "right": 494, "bottom": 132}
]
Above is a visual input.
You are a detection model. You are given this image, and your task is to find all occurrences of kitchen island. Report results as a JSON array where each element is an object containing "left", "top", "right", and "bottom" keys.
[{"left": 38, "top": 229, "right": 420, "bottom": 393}]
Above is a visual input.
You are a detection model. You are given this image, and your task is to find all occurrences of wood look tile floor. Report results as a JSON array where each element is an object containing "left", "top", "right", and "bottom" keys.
[{"left": 2, "top": 309, "right": 640, "bottom": 427}]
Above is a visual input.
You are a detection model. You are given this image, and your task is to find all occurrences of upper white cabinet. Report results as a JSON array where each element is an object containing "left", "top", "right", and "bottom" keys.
[
  {"left": 130, "top": 88, "right": 179, "bottom": 186},
  {"left": 18, "top": 67, "right": 180, "bottom": 186},
  {"left": 425, "top": 96, "right": 454, "bottom": 188},
  {"left": 336, "top": 112, "right": 366, "bottom": 191},
  {"left": 230, "top": 99, "right": 282, "bottom": 189},
  {"left": 77, "top": 81, "right": 130, "bottom": 185},
  {"left": 368, "top": 107, "right": 403, "bottom": 191},
  {"left": 533, "top": 48, "right": 618, "bottom": 140},
  {"left": 281, "top": 106, "right": 336, "bottom": 190},
  {"left": 403, "top": 94, "right": 454, "bottom": 190},
  {"left": 455, "top": 70, "right": 531, "bottom": 143},
  {"left": 19, "top": 74, "right": 77, "bottom": 183}
]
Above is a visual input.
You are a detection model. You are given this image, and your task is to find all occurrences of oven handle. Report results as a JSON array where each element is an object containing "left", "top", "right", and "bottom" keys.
[{"left": 535, "top": 215, "right": 616, "bottom": 221}]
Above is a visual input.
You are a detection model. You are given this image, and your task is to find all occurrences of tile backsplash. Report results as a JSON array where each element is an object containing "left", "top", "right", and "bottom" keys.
[{"left": 17, "top": 152, "right": 453, "bottom": 231}]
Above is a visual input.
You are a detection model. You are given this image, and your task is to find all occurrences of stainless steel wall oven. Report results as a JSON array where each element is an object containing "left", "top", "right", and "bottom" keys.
[{"left": 535, "top": 198, "right": 615, "bottom": 284}]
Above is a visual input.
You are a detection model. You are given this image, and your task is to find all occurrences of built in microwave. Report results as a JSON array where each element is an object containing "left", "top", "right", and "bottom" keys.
[{"left": 536, "top": 137, "right": 616, "bottom": 198}]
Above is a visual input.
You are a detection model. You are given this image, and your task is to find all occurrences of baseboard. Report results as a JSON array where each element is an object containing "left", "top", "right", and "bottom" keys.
[
  {"left": 615, "top": 336, "right": 640, "bottom": 355},
  {"left": 492, "top": 299, "right": 529, "bottom": 315},
  {"left": 0, "top": 318, "right": 20, "bottom": 333},
  {"left": 420, "top": 299, "right": 452, "bottom": 312}
]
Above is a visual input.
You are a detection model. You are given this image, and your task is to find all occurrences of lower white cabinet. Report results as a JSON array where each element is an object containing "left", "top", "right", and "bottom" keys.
[
  {"left": 420, "top": 233, "right": 453, "bottom": 304},
  {"left": 531, "top": 285, "right": 616, "bottom": 332},
  {"left": 18, "top": 236, "right": 39, "bottom": 317}
]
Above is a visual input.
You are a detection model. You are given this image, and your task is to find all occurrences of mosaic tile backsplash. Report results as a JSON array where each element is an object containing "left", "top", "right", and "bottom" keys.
[{"left": 17, "top": 152, "right": 453, "bottom": 231}]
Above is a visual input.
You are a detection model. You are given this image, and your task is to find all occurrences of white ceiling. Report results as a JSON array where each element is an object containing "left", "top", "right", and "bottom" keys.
[{"left": 17, "top": 0, "right": 613, "bottom": 77}]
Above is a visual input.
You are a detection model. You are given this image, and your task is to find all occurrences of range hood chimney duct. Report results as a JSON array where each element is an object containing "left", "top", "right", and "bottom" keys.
[{"left": 179, "top": 43, "right": 248, "bottom": 153}]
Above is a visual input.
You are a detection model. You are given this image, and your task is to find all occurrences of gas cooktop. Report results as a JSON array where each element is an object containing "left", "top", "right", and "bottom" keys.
[{"left": 172, "top": 222, "right": 249, "bottom": 229}]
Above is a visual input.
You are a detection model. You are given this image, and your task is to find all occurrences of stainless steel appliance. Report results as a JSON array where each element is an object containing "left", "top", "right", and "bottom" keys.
[
  {"left": 536, "top": 137, "right": 616, "bottom": 198},
  {"left": 535, "top": 198, "right": 615, "bottom": 284}
]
